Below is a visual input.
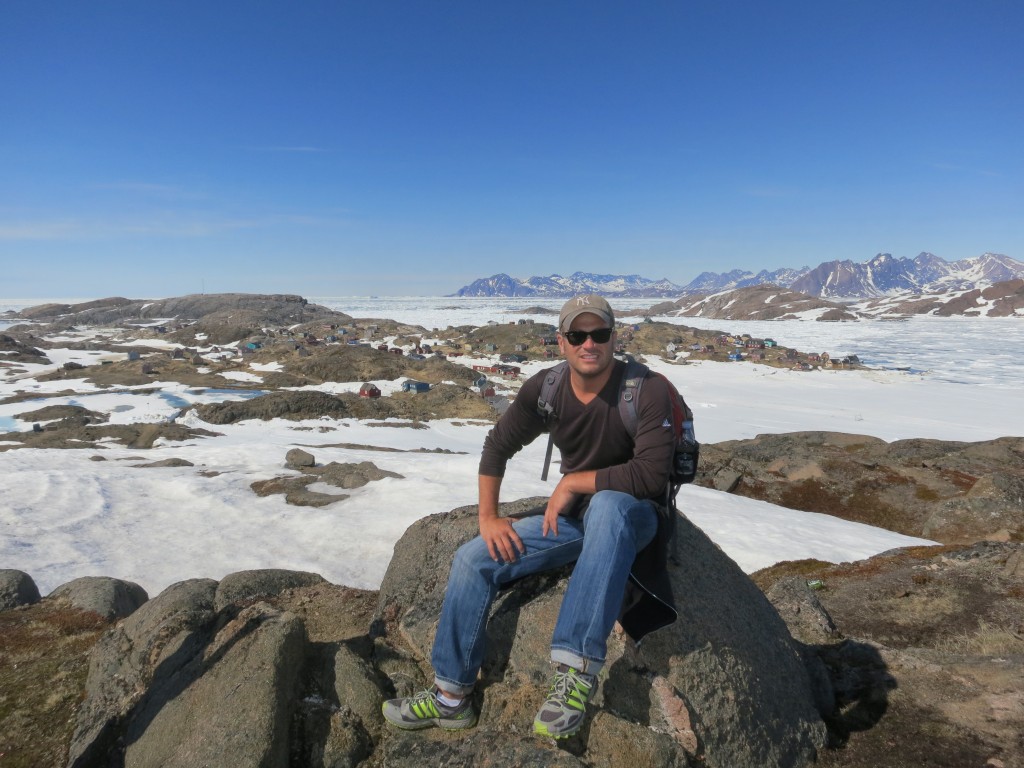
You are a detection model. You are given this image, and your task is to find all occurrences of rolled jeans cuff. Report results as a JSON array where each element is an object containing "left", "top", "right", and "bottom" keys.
[
  {"left": 433, "top": 675, "right": 475, "bottom": 697},
  {"left": 551, "top": 647, "right": 604, "bottom": 677}
]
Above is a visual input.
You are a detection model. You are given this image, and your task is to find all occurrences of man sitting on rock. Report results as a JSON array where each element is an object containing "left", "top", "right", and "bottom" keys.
[{"left": 382, "top": 294, "right": 679, "bottom": 739}]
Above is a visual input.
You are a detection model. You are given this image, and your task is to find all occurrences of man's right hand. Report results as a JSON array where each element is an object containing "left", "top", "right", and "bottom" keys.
[{"left": 479, "top": 515, "right": 525, "bottom": 563}]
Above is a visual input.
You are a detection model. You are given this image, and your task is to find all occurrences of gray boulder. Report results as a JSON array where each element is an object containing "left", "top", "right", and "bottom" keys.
[
  {"left": 67, "top": 578, "right": 219, "bottom": 768},
  {"left": 285, "top": 447, "right": 316, "bottom": 468},
  {"left": 374, "top": 500, "right": 829, "bottom": 768},
  {"left": 0, "top": 569, "right": 41, "bottom": 610},
  {"left": 48, "top": 576, "right": 148, "bottom": 620},
  {"left": 122, "top": 602, "right": 306, "bottom": 768}
]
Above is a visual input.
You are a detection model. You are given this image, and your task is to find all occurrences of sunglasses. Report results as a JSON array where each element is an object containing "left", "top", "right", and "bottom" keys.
[{"left": 563, "top": 328, "right": 613, "bottom": 346}]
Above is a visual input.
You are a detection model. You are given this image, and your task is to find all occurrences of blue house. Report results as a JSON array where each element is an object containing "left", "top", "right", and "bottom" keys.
[{"left": 402, "top": 380, "right": 431, "bottom": 393}]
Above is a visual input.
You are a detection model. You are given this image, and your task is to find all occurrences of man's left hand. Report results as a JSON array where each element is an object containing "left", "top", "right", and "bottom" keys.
[{"left": 543, "top": 478, "right": 577, "bottom": 537}]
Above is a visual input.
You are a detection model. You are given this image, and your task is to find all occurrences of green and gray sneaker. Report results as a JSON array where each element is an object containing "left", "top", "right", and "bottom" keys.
[
  {"left": 381, "top": 688, "right": 478, "bottom": 731},
  {"left": 533, "top": 665, "right": 597, "bottom": 739}
]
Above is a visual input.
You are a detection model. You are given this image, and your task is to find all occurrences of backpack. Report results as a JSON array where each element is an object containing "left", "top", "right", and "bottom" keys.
[{"left": 536, "top": 359, "right": 700, "bottom": 508}]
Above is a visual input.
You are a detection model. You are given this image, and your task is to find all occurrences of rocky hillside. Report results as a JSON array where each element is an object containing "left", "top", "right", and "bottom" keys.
[
  {"left": 642, "top": 279, "right": 1024, "bottom": 320},
  {"left": 648, "top": 284, "right": 859, "bottom": 321},
  {"left": 856, "top": 278, "right": 1024, "bottom": 318},
  {"left": 697, "top": 432, "right": 1024, "bottom": 544},
  {"left": 6, "top": 294, "right": 353, "bottom": 345}
]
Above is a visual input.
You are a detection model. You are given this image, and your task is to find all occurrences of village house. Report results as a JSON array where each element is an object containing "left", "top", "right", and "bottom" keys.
[
  {"left": 359, "top": 382, "right": 381, "bottom": 398},
  {"left": 402, "top": 380, "right": 430, "bottom": 393},
  {"left": 500, "top": 353, "right": 527, "bottom": 363},
  {"left": 727, "top": 351, "right": 744, "bottom": 361},
  {"left": 127, "top": 350, "right": 141, "bottom": 361},
  {"left": 484, "top": 343, "right": 498, "bottom": 353}
]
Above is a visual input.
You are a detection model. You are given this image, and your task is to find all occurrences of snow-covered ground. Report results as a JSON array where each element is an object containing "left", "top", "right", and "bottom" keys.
[{"left": 2, "top": 296, "right": 1021, "bottom": 597}]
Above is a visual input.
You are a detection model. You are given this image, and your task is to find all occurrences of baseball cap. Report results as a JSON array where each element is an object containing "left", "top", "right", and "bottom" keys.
[{"left": 558, "top": 294, "right": 615, "bottom": 333}]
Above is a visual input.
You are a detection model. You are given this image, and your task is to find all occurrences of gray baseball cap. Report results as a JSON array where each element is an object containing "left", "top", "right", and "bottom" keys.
[{"left": 558, "top": 294, "right": 615, "bottom": 333}]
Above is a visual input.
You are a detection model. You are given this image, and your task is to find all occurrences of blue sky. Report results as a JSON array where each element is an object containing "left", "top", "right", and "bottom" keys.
[{"left": 2, "top": 1, "right": 1022, "bottom": 298}]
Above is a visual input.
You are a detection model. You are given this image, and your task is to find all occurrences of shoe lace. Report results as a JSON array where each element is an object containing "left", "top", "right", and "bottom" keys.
[
  {"left": 549, "top": 668, "right": 590, "bottom": 703},
  {"left": 411, "top": 689, "right": 436, "bottom": 706}
]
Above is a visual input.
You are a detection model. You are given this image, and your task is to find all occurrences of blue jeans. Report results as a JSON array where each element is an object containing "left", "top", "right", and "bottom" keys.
[{"left": 431, "top": 490, "right": 659, "bottom": 696}]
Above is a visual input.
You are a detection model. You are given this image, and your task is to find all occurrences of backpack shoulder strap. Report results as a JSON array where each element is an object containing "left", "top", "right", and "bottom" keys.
[
  {"left": 538, "top": 361, "right": 568, "bottom": 481},
  {"left": 537, "top": 361, "right": 568, "bottom": 424},
  {"left": 618, "top": 359, "right": 650, "bottom": 439}
]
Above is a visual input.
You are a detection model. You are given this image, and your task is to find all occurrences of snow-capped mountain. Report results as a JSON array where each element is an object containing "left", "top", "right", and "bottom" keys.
[
  {"left": 684, "top": 267, "right": 808, "bottom": 294},
  {"left": 452, "top": 272, "right": 683, "bottom": 298},
  {"left": 788, "top": 252, "right": 1024, "bottom": 298},
  {"left": 452, "top": 254, "right": 1024, "bottom": 300}
]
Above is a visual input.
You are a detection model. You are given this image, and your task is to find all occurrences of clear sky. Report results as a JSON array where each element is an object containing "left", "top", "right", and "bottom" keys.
[{"left": 2, "top": 1, "right": 1022, "bottom": 298}]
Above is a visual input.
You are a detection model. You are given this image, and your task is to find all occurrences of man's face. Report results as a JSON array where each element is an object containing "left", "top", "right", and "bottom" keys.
[{"left": 558, "top": 312, "right": 616, "bottom": 379}]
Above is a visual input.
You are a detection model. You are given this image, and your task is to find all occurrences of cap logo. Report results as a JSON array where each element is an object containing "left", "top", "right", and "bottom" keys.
[{"left": 577, "top": 297, "right": 591, "bottom": 306}]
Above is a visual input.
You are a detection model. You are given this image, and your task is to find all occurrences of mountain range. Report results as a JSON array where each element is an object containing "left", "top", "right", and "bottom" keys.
[{"left": 452, "top": 253, "right": 1024, "bottom": 300}]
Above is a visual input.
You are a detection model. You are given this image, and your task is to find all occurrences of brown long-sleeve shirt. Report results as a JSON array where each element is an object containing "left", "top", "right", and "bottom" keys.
[{"left": 479, "top": 359, "right": 675, "bottom": 501}]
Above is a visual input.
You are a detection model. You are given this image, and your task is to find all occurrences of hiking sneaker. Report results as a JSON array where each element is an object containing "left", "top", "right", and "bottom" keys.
[
  {"left": 533, "top": 665, "right": 597, "bottom": 739},
  {"left": 381, "top": 688, "right": 478, "bottom": 731}
]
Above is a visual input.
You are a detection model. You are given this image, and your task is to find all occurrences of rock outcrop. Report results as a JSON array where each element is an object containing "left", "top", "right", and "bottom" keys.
[
  {"left": 0, "top": 568, "right": 41, "bottom": 609},
  {"left": 698, "top": 432, "right": 1024, "bottom": 543},
  {"left": 9, "top": 499, "right": 828, "bottom": 767},
  {"left": 3, "top": 528, "right": 1023, "bottom": 766}
]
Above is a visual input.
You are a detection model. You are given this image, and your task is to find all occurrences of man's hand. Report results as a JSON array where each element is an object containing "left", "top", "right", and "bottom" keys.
[
  {"left": 543, "top": 473, "right": 593, "bottom": 537},
  {"left": 479, "top": 515, "right": 525, "bottom": 563},
  {"left": 543, "top": 482, "right": 572, "bottom": 537}
]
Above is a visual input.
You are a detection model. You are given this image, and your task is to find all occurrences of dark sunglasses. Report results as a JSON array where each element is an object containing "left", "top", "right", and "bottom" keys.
[{"left": 563, "top": 328, "right": 613, "bottom": 346}]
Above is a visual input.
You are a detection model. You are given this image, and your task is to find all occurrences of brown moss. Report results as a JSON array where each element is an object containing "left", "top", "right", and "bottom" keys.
[
  {"left": 938, "top": 468, "right": 979, "bottom": 493},
  {"left": 0, "top": 605, "right": 108, "bottom": 767}
]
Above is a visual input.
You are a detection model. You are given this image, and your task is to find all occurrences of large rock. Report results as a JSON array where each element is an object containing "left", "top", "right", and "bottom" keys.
[
  {"left": 67, "top": 572, "right": 391, "bottom": 768},
  {"left": 374, "top": 500, "right": 829, "bottom": 768},
  {"left": 48, "top": 576, "right": 148, "bottom": 620},
  {"left": 122, "top": 602, "right": 306, "bottom": 768},
  {"left": 0, "top": 569, "right": 41, "bottom": 609},
  {"left": 68, "top": 578, "right": 219, "bottom": 767}
]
